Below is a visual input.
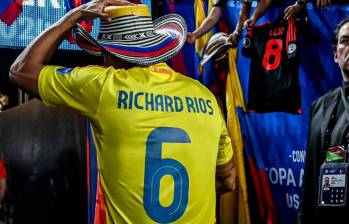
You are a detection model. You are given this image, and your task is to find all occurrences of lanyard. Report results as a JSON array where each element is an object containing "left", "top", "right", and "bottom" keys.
[
  {"left": 341, "top": 87, "right": 349, "bottom": 123},
  {"left": 322, "top": 88, "right": 349, "bottom": 158},
  {"left": 323, "top": 99, "right": 339, "bottom": 154}
]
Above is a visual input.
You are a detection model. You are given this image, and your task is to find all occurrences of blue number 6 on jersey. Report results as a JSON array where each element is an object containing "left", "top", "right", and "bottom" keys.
[{"left": 143, "top": 127, "right": 191, "bottom": 223}]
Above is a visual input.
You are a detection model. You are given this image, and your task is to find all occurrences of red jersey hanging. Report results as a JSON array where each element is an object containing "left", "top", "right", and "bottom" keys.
[{"left": 242, "top": 17, "right": 301, "bottom": 114}]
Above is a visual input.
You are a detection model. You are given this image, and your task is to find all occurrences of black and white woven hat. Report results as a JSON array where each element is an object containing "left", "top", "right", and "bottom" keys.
[
  {"left": 72, "top": 4, "right": 187, "bottom": 66},
  {"left": 200, "top": 32, "right": 233, "bottom": 66}
]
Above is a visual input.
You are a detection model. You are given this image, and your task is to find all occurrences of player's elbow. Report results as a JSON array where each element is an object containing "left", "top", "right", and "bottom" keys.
[
  {"left": 9, "top": 60, "right": 41, "bottom": 97},
  {"left": 9, "top": 60, "right": 24, "bottom": 86}
]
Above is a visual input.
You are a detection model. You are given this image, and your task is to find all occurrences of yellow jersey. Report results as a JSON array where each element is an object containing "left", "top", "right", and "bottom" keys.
[{"left": 38, "top": 63, "right": 233, "bottom": 224}]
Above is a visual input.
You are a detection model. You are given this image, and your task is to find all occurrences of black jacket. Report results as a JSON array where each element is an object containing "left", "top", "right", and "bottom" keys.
[{"left": 298, "top": 87, "right": 349, "bottom": 223}]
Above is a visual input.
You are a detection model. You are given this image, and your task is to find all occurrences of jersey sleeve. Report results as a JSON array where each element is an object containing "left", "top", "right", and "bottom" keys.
[
  {"left": 216, "top": 110, "right": 233, "bottom": 165},
  {"left": 38, "top": 65, "right": 108, "bottom": 117}
]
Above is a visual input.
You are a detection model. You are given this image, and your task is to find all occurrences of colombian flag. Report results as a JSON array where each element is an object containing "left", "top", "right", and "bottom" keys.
[{"left": 0, "top": 0, "right": 24, "bottom": 25}]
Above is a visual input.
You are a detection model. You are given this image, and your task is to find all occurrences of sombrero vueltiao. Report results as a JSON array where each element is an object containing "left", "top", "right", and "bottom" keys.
[
  {"left": 72, "top": 4, "right": 187, "bottom": 66},
  {"left": 200, "top": 32, "right": 233, "bottom": 66}
]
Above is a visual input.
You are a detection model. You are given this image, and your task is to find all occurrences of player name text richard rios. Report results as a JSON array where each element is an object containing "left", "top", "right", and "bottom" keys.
[{"left": 117, "top": 90, "right": 214, "bottom": 115}]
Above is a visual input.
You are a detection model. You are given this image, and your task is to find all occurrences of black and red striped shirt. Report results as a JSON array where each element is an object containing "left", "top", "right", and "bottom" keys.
[{"left": 242, "top": 17, "right": 301, "bottom": 114}]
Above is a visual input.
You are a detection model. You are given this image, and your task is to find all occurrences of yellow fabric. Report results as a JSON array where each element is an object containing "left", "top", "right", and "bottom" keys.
[
  {"left": 38, "top": 63, "right": 233, "bottom": 224},
  {"left": 194, "top": 0, "right": 212, "bottom": 54},
  {"left": 104, "top": 5, "right": 150, "bottom": 17},
  {"left": 225, "top": 49, "right": 250, "bottom": 224},
  {"left": 208, "top": 0, "right": 214, "bottom": 11},
  {"left": 227, "top": 49, "right": 245, "bottom": 109}
]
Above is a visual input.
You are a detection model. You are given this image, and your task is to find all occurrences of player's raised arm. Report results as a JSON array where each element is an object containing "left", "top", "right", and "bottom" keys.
[{"left": 9, "top": 0, "right": 132, "bottom": 97}]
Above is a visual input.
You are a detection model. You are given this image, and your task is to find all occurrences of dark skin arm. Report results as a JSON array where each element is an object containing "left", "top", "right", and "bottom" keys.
[
  {"left": 9, "top": 0, "right": 132, "bottom": 98},
  {"left": 244, "top": 0, "right": 272, "bottom": 28},
  {"left": 186, "top": 6, "right": 223, "bottom": 44},
  {"left": 228, "top": 1, "right": 252, "bottom": 47},
  {"left": 216, "top": 158, "right": 236, "bottom": 194},
  {"left": 284, "top": 0, "right": 307, "bottom": 20},
  {"left": 317, "top": 0, "right": 331, "bottom": 9}
]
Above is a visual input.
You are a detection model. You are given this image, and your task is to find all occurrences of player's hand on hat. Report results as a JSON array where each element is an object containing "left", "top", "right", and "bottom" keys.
[
  {"left": 186, "top": 32, "right": 197, "bottom": 45},
  {"left": 283, "top": 3, "right": 302, "bottom": 20},
  {"left": 77, "top": 0, "right": 133, "bottom": 22}
]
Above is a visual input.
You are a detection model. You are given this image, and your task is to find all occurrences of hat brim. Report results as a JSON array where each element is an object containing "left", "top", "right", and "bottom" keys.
[
  {"left": 200, "top": 41, "right": 232, "bottom": 66},
  {"left": 72, "top": 14, "right": 187, "bottom": 66}
]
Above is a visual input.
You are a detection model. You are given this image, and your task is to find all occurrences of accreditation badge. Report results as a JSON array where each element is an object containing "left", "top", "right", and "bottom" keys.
[{"left": 318, "top": 162, "right": 348, "bottom": 207}]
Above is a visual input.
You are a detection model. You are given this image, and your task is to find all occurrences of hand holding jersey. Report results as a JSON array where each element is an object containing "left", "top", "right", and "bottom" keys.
[
  {"left": 10, "top": 2, "right": 236, "bottom": 223},
  {"left": 242, "top": 17, "right": 302, "bottom": 113},
  {"left": 186, "top": 6, "right": 224, "bottom": 45},
  {"left": 316, "top": 0, "right": 330, "bottom": 9},
  {"left": 243, "top": 0, "right": 272, "bottom": 29},
  {"left": 283, "top": 0, "right": 306, "bottom": 20}
]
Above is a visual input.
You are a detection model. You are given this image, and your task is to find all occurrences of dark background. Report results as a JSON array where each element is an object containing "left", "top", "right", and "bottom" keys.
[
  {"left": 0, "top": 48, "right": 101, "bottom": 224},
  {"left": 0, "top": 48, "right": 103, "bottom": 109}
]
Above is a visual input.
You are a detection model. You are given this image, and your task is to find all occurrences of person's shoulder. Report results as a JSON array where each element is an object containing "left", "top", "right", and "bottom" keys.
[
  {"left": 78, "top": 65, "right": 108, "bottom": 74},
  {"left": 312, "top": 87, "right": 341, "bottom": 108},
  {"left": 57, "top": 65, "right": 110, "bottom": 88},
  {"left": 71, "top": 65, "right": 110, "bottom": 81},
  {"left": 316, "top": 87, "right": 340, "bottom": 101},
  {"left": 148, "top": 63, "right": 215, "bottom": 97},
  {"left": 176, "top": 72, "right": 215, "bottom": 96}
]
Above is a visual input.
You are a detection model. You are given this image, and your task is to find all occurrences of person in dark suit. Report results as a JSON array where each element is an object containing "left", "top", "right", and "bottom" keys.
[{"left": 298, "top": 17, "right": 349, "bottom": 223}]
